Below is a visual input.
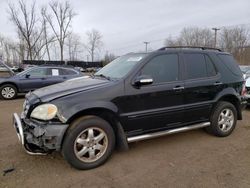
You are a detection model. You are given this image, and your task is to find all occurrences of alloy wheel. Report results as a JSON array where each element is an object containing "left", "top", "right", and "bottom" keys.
[
  {"left": 1, "top": 87, "right": 15, "bottom": 99},
  {"left": 74, "top": 127, "right": 108, "bottom": 163},
  {"left": 218, "top": 108, "right": 234, "bottom": 132}
]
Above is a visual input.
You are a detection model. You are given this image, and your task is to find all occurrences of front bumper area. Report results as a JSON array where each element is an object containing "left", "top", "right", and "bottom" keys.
[{"left": 13, "top": 113, "right": 69, "bottom": 155}]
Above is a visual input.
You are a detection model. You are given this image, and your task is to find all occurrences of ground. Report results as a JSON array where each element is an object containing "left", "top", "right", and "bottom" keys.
[{"left": 0, "top": 98, "right": 250, "bottom": 188}]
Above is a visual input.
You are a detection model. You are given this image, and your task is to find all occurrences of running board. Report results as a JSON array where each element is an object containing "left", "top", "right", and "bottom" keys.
[{"left": 127, "top": 122, "right": 210, "bottom": 143}]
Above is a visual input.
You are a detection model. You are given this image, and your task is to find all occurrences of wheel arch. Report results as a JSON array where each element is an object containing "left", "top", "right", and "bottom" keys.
[
  {"left": 216, "top": 94, "right": 242, "bottom": 120},
  {"left": 63, "top": 107, "right": 129, "bottom": 151},
  {"left": 0, "top": 82, "right": 19, "bottom": 92}
]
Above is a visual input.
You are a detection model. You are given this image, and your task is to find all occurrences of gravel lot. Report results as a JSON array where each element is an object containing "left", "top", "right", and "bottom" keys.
[{"left": 1, "top": 98, "right": 250, "bottom": 188}]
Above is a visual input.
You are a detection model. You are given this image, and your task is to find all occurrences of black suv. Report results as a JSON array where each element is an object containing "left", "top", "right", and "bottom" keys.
[{"left": 13, "top": 47, "right": 247, "bottom": 170}]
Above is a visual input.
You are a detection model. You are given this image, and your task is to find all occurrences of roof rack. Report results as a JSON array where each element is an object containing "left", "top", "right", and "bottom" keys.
[{"left": 157, "top": 46, "right": 222, "bottom": 52}]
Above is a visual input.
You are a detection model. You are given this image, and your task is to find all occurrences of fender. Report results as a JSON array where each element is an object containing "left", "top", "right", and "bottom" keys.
[
  {"left": 214, "top": 87, "right": 241, "bottom": 102},
  {"left": 58, "top": 100, "right": 119, "bottom": 123},
  {"left": 57, "top": 101, "right": 129, "bottom": 151},
  {"left": 214, "top": 87, "right": 243, "bottom": 120}
]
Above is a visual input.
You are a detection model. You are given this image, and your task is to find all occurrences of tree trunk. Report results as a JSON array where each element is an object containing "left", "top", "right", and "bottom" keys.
[{"left": 60, "top": 43, "right": 63, "bottom": 61}]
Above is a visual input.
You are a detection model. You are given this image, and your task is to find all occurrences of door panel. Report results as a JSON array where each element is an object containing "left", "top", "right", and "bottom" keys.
[
  {"left": 116, "top": 53, "right": 185, "bottom": 135},
  {"left": 118, "top": 82, "right": 185, "bottom": 135},
  {"left": 18, "top": 68, "right": 48, "bottom": 92},
  {"left": 183, "top": 77, "right": 222, "bottom": 124},
  {"left": 182, "top": 53, "right": 222, "bottom": 124}
]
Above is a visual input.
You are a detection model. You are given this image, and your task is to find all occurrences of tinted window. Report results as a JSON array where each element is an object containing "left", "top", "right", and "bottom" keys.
[
  {"left": 205, "top": 55, "right": 217, "bottom": 77},
  {"left": 218, "top": 54, "right": 242, "bottom": 76},
  {"left": 185, "top": 54, "right": 207, "bottom": 79},
  {"left": 26, "top": 68, "right": 47, "bottom": 77},
  {"left": 59, "top": 68, "right": 77, "bottom": 75},
  {"left": 141, "top": 54, "right": 179, "bottom": 83}
]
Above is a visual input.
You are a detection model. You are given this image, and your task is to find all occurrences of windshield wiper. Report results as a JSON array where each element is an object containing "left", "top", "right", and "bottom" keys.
[{"left": 94, "top": 74, "right": 111, "bottom": 80}]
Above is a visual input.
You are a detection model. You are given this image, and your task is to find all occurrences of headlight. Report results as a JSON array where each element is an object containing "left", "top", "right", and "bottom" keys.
[{"left": 30, "top": 104, "right": 58, "bottom": 120}]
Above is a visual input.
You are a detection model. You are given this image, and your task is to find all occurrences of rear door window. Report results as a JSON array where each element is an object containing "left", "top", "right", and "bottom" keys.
[
  {"left": 47, "top": 68, "right": 60, "bottom": 76},
  {"left": 184, "top": 54, "right": 207, "bottom": 79},
  {"left": 184, "top": 53, "right": 217, "bottom": 79},
  {"left": 205, "top": 55, "right": 217, "bottom": 77}
]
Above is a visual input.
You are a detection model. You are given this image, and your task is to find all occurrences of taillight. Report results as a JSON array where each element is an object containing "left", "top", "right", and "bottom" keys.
[{"left": 241, "top": 82, "right": 247, "bottom": 96}]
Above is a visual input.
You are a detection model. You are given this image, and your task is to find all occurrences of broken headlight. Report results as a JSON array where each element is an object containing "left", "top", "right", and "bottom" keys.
[{"left": 30, "top": 104, "right": 58, "bottom": 121}]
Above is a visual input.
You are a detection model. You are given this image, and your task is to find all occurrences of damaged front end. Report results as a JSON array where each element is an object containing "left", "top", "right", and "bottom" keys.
[{"left": 13, "top": 97, "right": 69, "bottom": 155}]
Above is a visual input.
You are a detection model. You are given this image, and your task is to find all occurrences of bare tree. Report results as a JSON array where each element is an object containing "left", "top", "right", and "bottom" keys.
[
  {"left": 66, "top": 32, "right": 82, "bottom": 60},
  {"left": 8, "top": 0, "right": 44, "bottom": 60},
  {"left": 103, "top": 51, "right": 116, "bottom": 65},
  {"left": 219, "top": 27, "right": 249, "bottom": 51},
  {"left": 165, "top": 27, "right": 214, "bottom": 47},
  {"left": 85, "top": 29, "right": 103, "bottom": 62},
  {"left": 0, "top": 34, "right": 22, "bottom": 65},
  {"left": 219, "top": 26, "right": 249, "bottom": 64},
  {"left": 41, "top": 7, "right": 56, "bottom": 61},
  {"left": 43, "top": 1, "right": 75, "bottom": 61}
]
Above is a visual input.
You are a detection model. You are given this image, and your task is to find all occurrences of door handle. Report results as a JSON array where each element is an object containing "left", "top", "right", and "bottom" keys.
[
  {"left": 214, "top": 82, "right": 222, "bottom": 86},
  {"left": 173, "top": 86, "right": 185, "bottom": 90}
]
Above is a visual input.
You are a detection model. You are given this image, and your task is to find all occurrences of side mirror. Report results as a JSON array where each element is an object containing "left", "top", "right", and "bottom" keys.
[
  {"left": 133, "top": 75, "right": 153, "bottom": 87},
  {"left": 25, "top": 74, "right": 30, "bottom": 78}
]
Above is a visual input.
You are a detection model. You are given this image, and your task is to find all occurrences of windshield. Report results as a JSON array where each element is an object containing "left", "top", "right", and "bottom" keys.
[{"left": 95, "top": 54, "right": 147, "bottom": 79}]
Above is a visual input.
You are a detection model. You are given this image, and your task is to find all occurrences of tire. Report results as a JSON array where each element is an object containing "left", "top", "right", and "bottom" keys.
[
  {"left": 62, "top": 115, "right": 115, "bottom": 170},
  {"left": 205, "top": 101, "right": 237, "bottom": 137},
  {"left": 0, "top": 84, "right": 17, "bottom": 100}
]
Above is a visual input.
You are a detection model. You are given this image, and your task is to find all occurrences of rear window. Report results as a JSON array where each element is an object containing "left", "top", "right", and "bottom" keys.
[{"left": 217, "top": 54, "right": 242, "bottom": 76}]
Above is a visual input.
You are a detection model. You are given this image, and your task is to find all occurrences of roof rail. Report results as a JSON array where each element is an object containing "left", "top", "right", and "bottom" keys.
[{"left": 157, "top": 46, "right": 222, "bottom": 52}]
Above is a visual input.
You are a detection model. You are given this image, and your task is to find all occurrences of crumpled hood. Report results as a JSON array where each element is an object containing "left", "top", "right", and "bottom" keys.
[{"left": 32, "top": 77, "right": 111, "bottom": 102}]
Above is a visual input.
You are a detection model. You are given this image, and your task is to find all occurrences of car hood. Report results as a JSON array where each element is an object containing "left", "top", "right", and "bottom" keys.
[{"left": 32, "top": 77, "right": 111, "bottom": 102}]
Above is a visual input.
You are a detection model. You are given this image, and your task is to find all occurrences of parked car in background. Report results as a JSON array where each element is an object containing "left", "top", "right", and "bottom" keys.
[
  {"left": 13, "top": 46, "right": 247, "bottom": 170},
  {"left": 240, "top": 65, "right": 250, "bottom": 79},
  {"left": 0, "top": 64, "right": 9, "bottom": 72},
  {"left": 240, "top": 66, "right": 250, "bottom": 105},
  {"left": 0, "top": 65, "right": 83, "bottom": 100},
  {"left": 0, "top": 62, "right": 14, "bottom": 72},
  {"left": 23, "top": 64, "right": 37, "bottom": 70}
]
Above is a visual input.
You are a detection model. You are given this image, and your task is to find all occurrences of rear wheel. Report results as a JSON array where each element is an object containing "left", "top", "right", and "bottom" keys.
[
  {"left": 62, "top": 116, "right": 115, "bottom": 170},
  {"left": 0, "top": 84, "right": 17, "bottom": 100},
  {"left": 206, "top": 101, "right": 237, "bottom": 137}
]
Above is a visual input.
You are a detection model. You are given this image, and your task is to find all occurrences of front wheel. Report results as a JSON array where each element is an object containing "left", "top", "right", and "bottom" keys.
[
  {"left": 205, "top": 101, "right": 237, "bottom": 137},
  {"left": 0, "top": 84, "right": 17, "bottom": 100},
  {"left": 62, "top": 116, "right": 115, "bottom": 170}
]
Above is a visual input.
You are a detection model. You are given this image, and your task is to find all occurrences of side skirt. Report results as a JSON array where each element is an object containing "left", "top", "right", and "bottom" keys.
[{"left": 127, "top": 122, "right": 210, "bottom": 143}]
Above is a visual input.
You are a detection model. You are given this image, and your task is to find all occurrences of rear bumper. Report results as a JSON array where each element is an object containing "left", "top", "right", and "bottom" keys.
[{"left": 13, "top": 113, "right": 68, "bottom": 155}]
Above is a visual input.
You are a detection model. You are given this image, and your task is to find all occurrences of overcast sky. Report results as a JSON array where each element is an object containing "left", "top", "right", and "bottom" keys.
[{"left": 0, "top": 0, "right": 249, "bottom": 57}]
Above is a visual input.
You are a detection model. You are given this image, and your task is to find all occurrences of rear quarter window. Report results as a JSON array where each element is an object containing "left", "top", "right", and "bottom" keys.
[{"left": 217, "top": 54, "right": 242, "bottom": 76}]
